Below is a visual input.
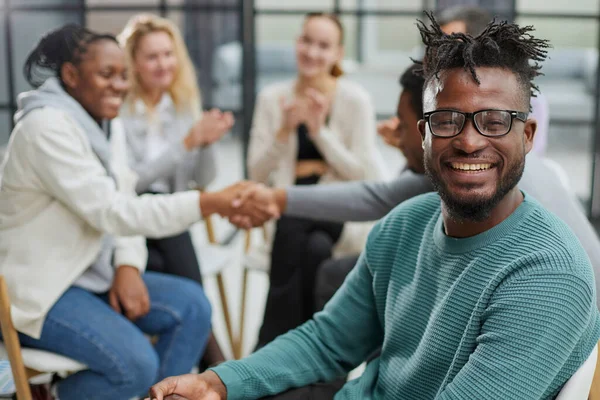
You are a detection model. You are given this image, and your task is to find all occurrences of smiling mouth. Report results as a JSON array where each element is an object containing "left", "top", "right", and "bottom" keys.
[
  {"left": 449, "top": 162, "right": 493, "bottom": 172},
  {"left": 104, "top": 96, "right": 123, "bottom": 107}
]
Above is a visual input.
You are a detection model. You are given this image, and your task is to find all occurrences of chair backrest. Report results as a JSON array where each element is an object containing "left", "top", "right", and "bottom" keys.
[
  {"left": 556, "top": 343, "right": 598, "bottom": 399},
  {"left": 589, "top": 342, "right": 600, "bottom": 400},
  {"left": 204, "top": 214, "right": 218, "bottom": 245},
  {"left": 0, "top": 276, "right": 33, "bottom": 400}
]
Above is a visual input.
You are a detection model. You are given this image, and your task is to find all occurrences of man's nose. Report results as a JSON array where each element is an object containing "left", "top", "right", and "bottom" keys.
[{"left": 450, "top": 119, "right": 488, "bottom": 154}]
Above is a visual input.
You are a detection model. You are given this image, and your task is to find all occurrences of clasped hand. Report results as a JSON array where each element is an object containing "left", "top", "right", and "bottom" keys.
[
  {"left": 204, "top": 181, "right": 280, "bottom": 229},
  {"left": 280, "top": 88, "right": 330, "bottom": 139}
]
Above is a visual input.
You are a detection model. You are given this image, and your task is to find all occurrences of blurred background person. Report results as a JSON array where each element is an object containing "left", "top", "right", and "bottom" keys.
[
  {"left": 247, "top": 12, "right": 386, "bottom": 348},
  {"left": 118, "top": 13, "right": 233, "bottom": 370}
]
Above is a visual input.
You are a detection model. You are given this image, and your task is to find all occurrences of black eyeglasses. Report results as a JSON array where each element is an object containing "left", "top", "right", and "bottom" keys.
[{"left": 423, "top": 109, "right": 529, "bottom": 138}]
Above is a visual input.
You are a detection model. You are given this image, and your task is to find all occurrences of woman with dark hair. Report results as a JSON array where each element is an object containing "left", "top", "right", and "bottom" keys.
[{"left": 0, "top": 24, "right": 253, "bottom": 400}]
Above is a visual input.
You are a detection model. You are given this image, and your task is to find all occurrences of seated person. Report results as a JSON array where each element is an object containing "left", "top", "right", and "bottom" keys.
[
  {"left": 248, "top": 12, "right": 384, "bottom": 348},
  {"left": 118, "top": 13, "right": 233, "bottom": 370},
  {"left": 0, "top": 25, "right": 270, "bottom": 400},
  {"left": 148, "top": 14, "right": 600, "bottom": 400}
]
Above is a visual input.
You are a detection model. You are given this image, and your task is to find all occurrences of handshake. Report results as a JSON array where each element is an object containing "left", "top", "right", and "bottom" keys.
[{"left": 200, "top": 181, "right": 286, "bottom": 229}]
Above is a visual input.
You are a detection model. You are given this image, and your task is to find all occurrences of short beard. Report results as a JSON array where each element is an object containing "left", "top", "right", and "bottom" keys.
[{"left": 424, "top": 151, "right": 525, "bottom": 223}]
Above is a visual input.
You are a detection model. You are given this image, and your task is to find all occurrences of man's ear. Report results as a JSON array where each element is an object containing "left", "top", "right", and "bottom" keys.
[
  {"left": 60, "top": 62, "right": 79, "bottom": 91},
  {"left": 523, "top": 118, "right": 537, "bottom": 154},
  {"left": 418, "top": 119, "right": 427, "bottom": 142}
]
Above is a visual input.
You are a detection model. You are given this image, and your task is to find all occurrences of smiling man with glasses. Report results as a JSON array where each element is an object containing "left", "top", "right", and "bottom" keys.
[{"left": 147, "top": 14, "right": 600, "bottom": 400}]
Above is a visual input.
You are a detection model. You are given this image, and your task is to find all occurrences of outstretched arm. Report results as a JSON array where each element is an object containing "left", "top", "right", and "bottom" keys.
[{"left": 285, "top": 171, "right": 432, "bottom": 222}]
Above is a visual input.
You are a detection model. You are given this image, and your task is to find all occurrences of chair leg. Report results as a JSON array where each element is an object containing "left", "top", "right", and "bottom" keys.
[
  {"left": 13, "top": 374, "right": 32, "bottom": 400},
  {"left": 235, "top": 268, "right": 249, "bottom": 359},
  {"left": 0, "top": 327, "right": 32, "bottom": 400},
  {"left": 215, "top": 272, "right": 236, "bottom": 359}
]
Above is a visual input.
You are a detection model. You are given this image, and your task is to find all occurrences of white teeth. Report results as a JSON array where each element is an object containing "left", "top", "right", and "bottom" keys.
[
  {"left": 105, "top": 97, "right": 122, "bottom": 107},
  {"left": 450, "top": 162, "right": 492, "bottom": 171}
]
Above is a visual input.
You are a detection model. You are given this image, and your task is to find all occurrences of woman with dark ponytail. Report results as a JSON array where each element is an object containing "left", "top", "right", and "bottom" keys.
[
  {"left": 247, "top": 13, "right": 386, "bottom": 348},
  {"left": 0, "top": 24, "right": 253, "bottom": 400}
]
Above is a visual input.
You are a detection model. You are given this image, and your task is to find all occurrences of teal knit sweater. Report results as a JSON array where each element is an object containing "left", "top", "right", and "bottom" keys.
[{"left": 213, "top": 192, "right": 600, "bottom": 399}]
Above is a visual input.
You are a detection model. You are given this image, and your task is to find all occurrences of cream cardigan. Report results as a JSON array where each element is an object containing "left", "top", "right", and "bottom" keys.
[
  {"left": 247, "top": 79, "right": 388, "bottom": 255},
  {"left": 0, "top": 108, "right": 203, "bottom": 339}
]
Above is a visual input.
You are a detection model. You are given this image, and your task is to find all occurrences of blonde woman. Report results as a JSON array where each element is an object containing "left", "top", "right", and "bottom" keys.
[
  {"left": 248, "top": 13, "right": 385, "bottom": 348},
  {"left": 118, "top": 14, "right": 231, "bottom": 370}
]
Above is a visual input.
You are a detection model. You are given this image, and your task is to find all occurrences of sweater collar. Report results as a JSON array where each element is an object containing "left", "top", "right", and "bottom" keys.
[{"left": 433, "top": 191, "right": 536, "bottom": 254}]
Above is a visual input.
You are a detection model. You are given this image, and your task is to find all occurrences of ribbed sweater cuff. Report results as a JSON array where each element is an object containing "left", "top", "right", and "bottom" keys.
[{"left": 210, "top": 363, "right": 247, "bottom": 400}]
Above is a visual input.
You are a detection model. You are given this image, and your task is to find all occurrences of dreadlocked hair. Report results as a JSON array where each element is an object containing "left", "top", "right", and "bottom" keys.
[
  {"left": 415, "top": 11, "right": 551, "bottom": 106},
  {"left": 24, "top": 24, "right": 117, "bottom": 88}
]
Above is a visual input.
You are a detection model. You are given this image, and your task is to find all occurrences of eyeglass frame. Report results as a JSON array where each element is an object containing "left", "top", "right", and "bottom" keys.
[{"left": 422, "top": 109, "right": 529, "bottom": 138}]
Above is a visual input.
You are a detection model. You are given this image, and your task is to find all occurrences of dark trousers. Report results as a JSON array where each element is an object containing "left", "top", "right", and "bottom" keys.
[
  {"left": 146, "top": 230, "right": 203, "bottom": 285},
  {"left": 257, "top": 215, "right": 344, "bottom": 347},
  {"left": 261, "top": 379, "right": 346, "bottom": 399},
  {"left": 314, "top": 255, "right": 360, "bottom": 311}
]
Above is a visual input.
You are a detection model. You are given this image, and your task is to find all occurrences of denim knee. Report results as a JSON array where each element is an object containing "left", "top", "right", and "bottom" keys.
[
  {"left": 109, "top": 341, "right": 160, "bottom": 396},
  {"left": 178, "top": 279, "right": 212, "bottom": 330}
]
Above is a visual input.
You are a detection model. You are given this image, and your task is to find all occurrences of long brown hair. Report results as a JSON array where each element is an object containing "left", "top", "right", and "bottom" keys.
[{"left": 304, "top": 12, "right": 344, "bottom": 78}]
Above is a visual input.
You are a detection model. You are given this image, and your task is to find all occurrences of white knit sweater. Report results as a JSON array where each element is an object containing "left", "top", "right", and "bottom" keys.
[{"left": 247, "top": 78, "right": 389, "bottom": 255}]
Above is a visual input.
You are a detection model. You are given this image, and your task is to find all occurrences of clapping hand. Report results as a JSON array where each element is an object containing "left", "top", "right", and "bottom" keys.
[
  {"left": 377, "top": 116, "right": 401, "bottom": 149},
  {"left": 277, "top": 96, "right": 307, "bottom": 142},
  {"left": 303, "top": 88, "right": 330, "bottom": 138},
  {"left": 185, "top": 108, "right": 235, "bottom": 150}
]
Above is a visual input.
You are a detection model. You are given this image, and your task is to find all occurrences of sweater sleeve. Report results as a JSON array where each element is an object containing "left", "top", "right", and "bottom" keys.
[
  {"left": 284, "top": 171, "right": 432, "bottom": 222},
  {"left": 247, "top": 89, "right": 289, "bottom": 184},
  {"left": 175, "top": 144, "right": 218, "bottom": 190},
  {"left": 436, "top": 271, "right": 599, "bottom": 400},
  {"left": 210, "top": 252, "right": 383, "bottom": 400},
  {"left": 311, "top": 89, "right": 378, "bottom": 180},
  {"left": 26, "top": 116, "right": 202, "bottom": 239}
]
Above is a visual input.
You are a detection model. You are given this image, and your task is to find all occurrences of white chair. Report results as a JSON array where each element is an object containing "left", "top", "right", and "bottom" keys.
[
  {"left": 542, "top": 157, "right": 572, "bottom": 192},
  {"left": 234, "top": 227, "right": 271, "bottom": 359},
  {"left": 193, "top": 215, "right": 240, "bottom": 358},
  {"left": 557, "top": 343, "right": 599, "bottom": 399},
  {"left": 0, "top": 276, "right": 86, "bottom": 400}
]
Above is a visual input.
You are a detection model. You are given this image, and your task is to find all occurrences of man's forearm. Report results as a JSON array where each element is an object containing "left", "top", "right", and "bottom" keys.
[
  {"left": 210, "top": 256, "right": 382, "bottom": 400},
  {"left": 284, "top": 173, "right": 433, "bottom": 223}
]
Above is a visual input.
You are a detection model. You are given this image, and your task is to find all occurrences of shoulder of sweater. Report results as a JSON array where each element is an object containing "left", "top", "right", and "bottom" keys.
[
  {"left": 369, "top": 192, "right": 441, "bottom": 241},
  {"left": 364, "top": 192, "right": 440, "bottom": 271},
  {"left": 258, "top": 81, "right": 294, "bottom": 102},
  {"left": 516, "top": 193, "right": 589, "bottom": 263},
  {"left": 336, "top": 79, "right": 372, "bottom": 106},
  {"left": 502, "top": 197, "right": 594, "bottom": 278},
  {"left": 15, "top": 107, "right": 81, "bottom": 144}
]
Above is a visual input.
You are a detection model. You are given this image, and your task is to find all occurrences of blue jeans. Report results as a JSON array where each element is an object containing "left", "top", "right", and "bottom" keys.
[{"left": 16, "top": 272, "right": 211, "bottom": 400}]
